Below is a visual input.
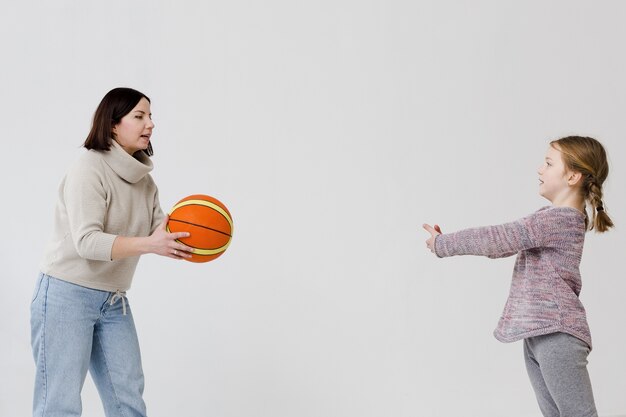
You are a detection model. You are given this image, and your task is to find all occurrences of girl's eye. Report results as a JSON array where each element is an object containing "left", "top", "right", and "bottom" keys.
[{"left": 135, "top": 115, "right": 143, "bottom": 119}]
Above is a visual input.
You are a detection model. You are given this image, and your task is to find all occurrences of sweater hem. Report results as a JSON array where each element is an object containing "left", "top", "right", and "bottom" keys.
[
  {"left": 494, "top": 326, "right": 592, "bottom": 350},
  {"left": 39, "top": 271, "right": 131, "bottom": 293}
]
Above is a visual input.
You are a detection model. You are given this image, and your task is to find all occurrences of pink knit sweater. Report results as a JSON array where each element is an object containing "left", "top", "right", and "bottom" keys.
[{"left": 434, "top": 206, "right": 592, "bottom": 348}]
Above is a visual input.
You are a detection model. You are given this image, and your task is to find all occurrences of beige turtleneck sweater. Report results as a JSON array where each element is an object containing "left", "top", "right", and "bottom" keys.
[{"left": 41, "top": 140, "right": 165, "bottom": 292}]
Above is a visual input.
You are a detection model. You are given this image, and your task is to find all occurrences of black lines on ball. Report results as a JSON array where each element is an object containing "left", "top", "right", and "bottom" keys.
[{"left": 169, "top": 218, "right": 232, "bottom": 237}]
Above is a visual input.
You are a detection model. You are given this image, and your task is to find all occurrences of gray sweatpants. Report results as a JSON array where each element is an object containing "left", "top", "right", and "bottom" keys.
[{"left": 524, "top": 332, "right": 597, "bottom": 417}]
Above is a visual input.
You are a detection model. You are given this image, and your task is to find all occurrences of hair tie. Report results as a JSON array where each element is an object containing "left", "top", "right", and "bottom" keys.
[{"left": 596, "top": 205, "right": 604, "bottom": 212}]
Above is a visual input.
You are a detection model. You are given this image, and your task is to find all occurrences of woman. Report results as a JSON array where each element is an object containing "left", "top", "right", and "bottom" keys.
[{"left": 31, "top": 87, "right": 193, "bottom": 417}]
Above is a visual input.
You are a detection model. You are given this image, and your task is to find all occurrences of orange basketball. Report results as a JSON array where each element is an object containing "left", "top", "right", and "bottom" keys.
[{"left": 166, "top": 194, "right": 233, "bottom": 263}]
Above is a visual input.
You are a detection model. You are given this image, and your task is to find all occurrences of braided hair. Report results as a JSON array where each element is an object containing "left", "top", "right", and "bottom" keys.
[{"left": 550, "top": 136, "right": 614, "bottom": 232}]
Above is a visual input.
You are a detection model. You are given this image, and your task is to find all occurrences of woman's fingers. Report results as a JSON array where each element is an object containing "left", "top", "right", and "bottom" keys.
[
  {"left": 169, "top": 244, "right": 194, "bottom": 259},
  {"left": 434, "top": 224, "right": 442, "bottom": 234},
  {"left": 170, "top": 248, "right": 193, "bottom": 259},
  {"left": 172, "top": 231, "right": 190, "bottom": 240},
  {"left": 175, "top": 243, "right": 194, "bottom": 254},
  {"left": 159, "top": 215, "right": 170, "bottom": 230},
  {"left": 152, "top": 221, "right": 195, "bottom": 259},
  {"left": 167, "top": 234, "right": 194, "bottom": 259}
]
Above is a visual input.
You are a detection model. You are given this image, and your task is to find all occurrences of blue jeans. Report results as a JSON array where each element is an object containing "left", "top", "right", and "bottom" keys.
[{"left": 30, "top": 273, "right": 148, "bottom": 417}]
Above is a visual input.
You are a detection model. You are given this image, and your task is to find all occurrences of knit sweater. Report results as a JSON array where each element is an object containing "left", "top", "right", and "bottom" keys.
[
  {"left": 41, "top": 140, "right": 165, "bottom": 292},
  {"left": 434, "top": 206, "right": 592, "bottom": 348}
]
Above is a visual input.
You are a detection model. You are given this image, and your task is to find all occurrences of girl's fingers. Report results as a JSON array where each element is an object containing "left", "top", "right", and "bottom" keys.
[
  {"left": 422, "top": 224, "right": 438, "bottom": 235},
  {"left": 422, "top": 224, "right": 441, "bottom": 254},
  {"left": 422, "top": 224, "right": 442, "bottom": 238}
]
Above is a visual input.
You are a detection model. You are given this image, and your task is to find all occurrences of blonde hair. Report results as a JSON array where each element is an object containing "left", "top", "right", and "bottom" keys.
[{"left": 551, "top": 136, "right": 614, "bottom": 232}]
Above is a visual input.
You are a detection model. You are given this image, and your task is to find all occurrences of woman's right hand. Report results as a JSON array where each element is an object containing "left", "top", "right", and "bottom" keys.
[{"left": 148, "top": 215, "right": 195, "bottom": 260}]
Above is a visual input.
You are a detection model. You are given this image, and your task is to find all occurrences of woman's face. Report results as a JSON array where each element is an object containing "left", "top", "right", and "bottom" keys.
[{"left": 113, "top": 97, "right": 154, "bottom": 155}]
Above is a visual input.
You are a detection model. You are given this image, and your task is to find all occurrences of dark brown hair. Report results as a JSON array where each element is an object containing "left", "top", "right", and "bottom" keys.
[
  {"left": 83, "top": 87, "right": 153, "bottom": 156},
  {"left": 551, "top": 136, "right": 613, "bottom": 232}
]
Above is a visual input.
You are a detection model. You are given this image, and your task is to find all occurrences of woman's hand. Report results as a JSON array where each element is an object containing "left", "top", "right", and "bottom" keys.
[
  {"left": 147, "top": 216, "right": 195, "bottom": 260},
  {"left": 422, "top": 224, "right": 442, "bottom": 254},
  {"left": 111, "top": 215, "right": 195, "bottom": 260}
]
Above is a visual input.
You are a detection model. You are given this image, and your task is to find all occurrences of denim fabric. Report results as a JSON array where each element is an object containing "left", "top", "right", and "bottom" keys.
[{"left": 31, "top": 273, "right": 147, "bottom": 417}]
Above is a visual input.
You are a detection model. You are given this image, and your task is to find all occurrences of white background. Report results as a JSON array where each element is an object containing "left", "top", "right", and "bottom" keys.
[{"left": 1, "top": 1, "right": 625, "bottom": 416}]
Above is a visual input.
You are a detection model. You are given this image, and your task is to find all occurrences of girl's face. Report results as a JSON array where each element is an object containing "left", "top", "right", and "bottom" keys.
[
  {"left": 537, "top": 144, "right": 578, "bottom": 203},
  {"left": 113, "top": 97, "right": 154, "bottom": 155}
]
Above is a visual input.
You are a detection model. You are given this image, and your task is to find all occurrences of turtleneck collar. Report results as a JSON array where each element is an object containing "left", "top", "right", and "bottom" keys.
[{"left": 99, "top": 140, "right": 154, "bottom": 184}]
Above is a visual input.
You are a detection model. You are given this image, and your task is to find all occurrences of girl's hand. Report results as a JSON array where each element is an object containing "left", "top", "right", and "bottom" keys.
[
  {"left": 422, "top": 224, "right": 442, "bottom": 254},
  {"left": 148, "top": 215, "right": 195, "bottom": 260}
]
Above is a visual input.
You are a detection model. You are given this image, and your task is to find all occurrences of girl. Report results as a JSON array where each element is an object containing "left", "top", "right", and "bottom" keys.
[
  {"left": 423, "top": 136, "right": 613, "bottom": 417},
  {"left": 31, "top": 88, "right": 194, "bottom": 417}
]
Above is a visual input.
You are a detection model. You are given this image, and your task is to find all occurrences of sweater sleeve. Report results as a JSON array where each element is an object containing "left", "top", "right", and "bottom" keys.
[
  {"left": 486, "top": 251, "right": 519, "bottom": 259},
  {"left": 63, "top": 159, "right": 117, "bottom": 261},
  {"left": 434, "top": 209, "right": 553, "bottom": 258},
  {"left": 150, "top": 185, "right": 165, "bottom": 234}
]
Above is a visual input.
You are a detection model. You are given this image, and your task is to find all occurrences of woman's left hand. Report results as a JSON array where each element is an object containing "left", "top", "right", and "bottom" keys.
[{"left": 422, "top": 224, "right": 442, "bottom": 254}]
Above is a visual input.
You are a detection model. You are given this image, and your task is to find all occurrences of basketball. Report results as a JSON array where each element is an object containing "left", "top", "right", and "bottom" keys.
[{"left": 166, "top": 194, "right": 233, "bottom": 263}]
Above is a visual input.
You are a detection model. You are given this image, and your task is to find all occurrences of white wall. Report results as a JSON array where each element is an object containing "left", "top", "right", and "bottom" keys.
[{"left": 1, "top": 1, "right": 625, "bottom": 416}]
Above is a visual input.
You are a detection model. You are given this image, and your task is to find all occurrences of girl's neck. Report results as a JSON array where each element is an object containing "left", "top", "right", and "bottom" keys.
[{"left": 550, "top": 194, "right": 585, "bottom": 213}]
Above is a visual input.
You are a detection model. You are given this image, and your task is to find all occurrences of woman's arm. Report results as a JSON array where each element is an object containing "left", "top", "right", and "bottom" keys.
[
  {"left": 149, "top": 181, "right": 166, "bottom": 234},
  {"left": 64, "top": 160, "right": 192, "bottom": 261},
  {"left": 64, "top": 161, "right": 118, "bottom": 261},
  {"left": 112, "top": 216, "right": 193, "bottom": 260}
]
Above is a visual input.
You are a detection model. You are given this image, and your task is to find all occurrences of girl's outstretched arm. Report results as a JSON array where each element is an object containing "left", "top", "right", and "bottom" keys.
[{"left": 424, "top": 209, "right": 556, "bottom": 259}]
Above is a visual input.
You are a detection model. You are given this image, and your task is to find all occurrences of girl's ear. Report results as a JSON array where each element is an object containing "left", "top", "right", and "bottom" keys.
[{"left": 567, "top": 171, "right": 583, "bottom": 186}]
